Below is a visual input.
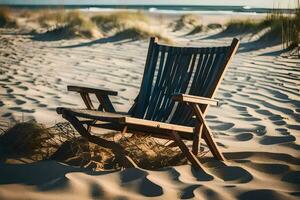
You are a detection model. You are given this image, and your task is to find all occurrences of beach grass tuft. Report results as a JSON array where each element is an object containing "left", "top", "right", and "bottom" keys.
[
  {"left": 35, "top": 10, "right": 101, "bottom": 39},
  {"left": 0, "top": 122, "right": 187, "bottom": 170},
  {"left": 92, "top": 11, "right": 172, "bottom": 43},
  {"left": 225, "top": 2, "right": 300, "bottom": 49},
  {"left": 172, "top": 14, "right": 201, "bottom": 32},
  {"left": 0, "top": 7, "right": 18, "bottom": 28}
]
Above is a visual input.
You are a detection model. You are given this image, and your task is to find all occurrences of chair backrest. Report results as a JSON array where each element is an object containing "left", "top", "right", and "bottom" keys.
[{"left": 130, "top": 37, "right": 239, "bottom": 126}]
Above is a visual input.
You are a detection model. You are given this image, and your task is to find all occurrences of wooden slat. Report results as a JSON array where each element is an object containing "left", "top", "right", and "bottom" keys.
[
  {"left": 91, "top": 122, "right": 194, "bottom": 140},
  {"left": 96, "top": 94, "right": 115, "bottom": 112},
  {"left": 202, "top": 38, "right": 240, "bottom": 116},
  {"left": 150, "top": 49, "right": 178, "bottom": 120},
  {"left": 80, "top": 92, "right": 95, "bottom": 110},
  {"left": 172, "top": 94, "right": 218, "bottom": 106},
  {"left": 59, "top": 108, "right": 194, "bottom": 134},
  {"left": 145, "top": 48, "right": 167, "bottom": 119},
  {"left": 68, "top": 85, "right": 118, "bottom": 96},
  {"left": 134, "top": 37, "right": 157, "bottom": 118},
  {"left": 123, "top": 116, "right": 194, "bottom": 133},
  {"left": 162, "top": 53, "right": 193, "bottom": 121},
  {"left": 59, "top": 108, "right": 127, "bottom": 123}
]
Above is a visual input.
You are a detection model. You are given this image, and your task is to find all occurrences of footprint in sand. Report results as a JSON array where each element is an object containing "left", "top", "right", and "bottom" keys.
[
  {"left": 235, "top": 133, "right": 254, "bottom": 141},
  {"left": 14, "top": 99, "right": 26, "bottom": 105},
  {"left": 281, "top": 171, "right": 300, "bottom": 184},
  {"left": 276, "top": 128, "right": 290, "bottom": 135},
  {"left": 259, "top": 135, "right": 296, "bottom": 145},
  {"left": 238, "top": 189, "right": 296, "bottom": 200}
]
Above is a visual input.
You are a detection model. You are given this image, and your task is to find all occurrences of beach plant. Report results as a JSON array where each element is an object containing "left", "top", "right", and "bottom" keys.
[
  {"left": 224, "top": 3, "right": 299, "bottom": 51},
  {"left": 0, "top": 7, "right": 18, "bottom": 28},
  {"left": 0, "top": 121, "right": 189, "bottom": 170},
  {"left": 91, "top": 11, "right": 149, "bottom": 33},
  {"left": 64, "top": 11, "right": 101, "bottom": 38},
  {"left": 92, "top": 11, "right": 172, "bottom": 43},
  {"left": 172, "top": 14, "right": 201, "bottom": 32},
  {"left": 224, "top": 18, "right": 267, "bottom": 35},
  {"left": 36, "top": 10, "right": 101, "bottom": 39}
]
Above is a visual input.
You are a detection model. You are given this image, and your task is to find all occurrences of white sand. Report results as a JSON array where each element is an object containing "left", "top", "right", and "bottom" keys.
[{"left": 0, "top": 12, "right": 299, "bottom": 200}]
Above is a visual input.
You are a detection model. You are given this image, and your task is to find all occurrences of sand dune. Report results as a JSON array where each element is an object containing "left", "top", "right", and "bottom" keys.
[{"left": 0, "top": 12, "right": 299, "bottom": 200}]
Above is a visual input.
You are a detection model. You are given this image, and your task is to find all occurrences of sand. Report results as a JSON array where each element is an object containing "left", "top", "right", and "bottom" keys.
[{"left": 0, "top": 11, "right": 299, "bottom": 200}]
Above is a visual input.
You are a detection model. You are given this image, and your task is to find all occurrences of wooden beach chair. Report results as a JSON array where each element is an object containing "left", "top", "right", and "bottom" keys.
[{"left": 57, "top": 37, "right": 240, "bottom": 170}]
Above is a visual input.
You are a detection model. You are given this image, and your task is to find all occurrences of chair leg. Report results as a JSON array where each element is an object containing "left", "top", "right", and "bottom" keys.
[
  {"left": 202, "top": 127, "right": 225, "bottom": 161},
  {"left": 169, "top": 130, "right": 204, "bottom": 170},
  {"left": 62, "top": 112, "right": 138, "bottom": 168},
  {"left": 192, "top": 104, "right": 225, "bottom": 161},
  {"left": 192, "top": 124, "right": 203, "bottom": 155}
]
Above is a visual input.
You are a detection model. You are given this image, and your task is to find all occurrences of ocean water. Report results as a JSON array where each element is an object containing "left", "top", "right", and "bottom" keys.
[{"left": 7, "top": 4, "right": 292, "bottom": 15}]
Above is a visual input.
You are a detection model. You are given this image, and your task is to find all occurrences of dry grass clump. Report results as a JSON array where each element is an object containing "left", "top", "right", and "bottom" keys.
[
  {"left": 92, "top": 11, "right": 172, "bottom": 43},
  {"left": 0, "top": 122, "right": 52, "bottom": 159},
  {"left": 63, "top": 11, "right": 101, "bottom": 38},
  {"left": 207, "top": 23, "right": 223, "bottom": 30},
  {"left": 225, "top": 3, "right": 300, "bottom": 49},
  {"left": 92, "top": 11, "right": 148, "bottom": 33},
  {"left": 36, "top": 9, "right": 67, "bottom": 28},
  {"left": 0, "top": 121, "right": 186, "bottom": 170},
  {"left": 0, "top": 7, "right": 18, "bottom": 28},
  {"left": 172, "top": 14, "right": 202, "bottom": 32},
  {"left": 36, "top": 10, "right": 101, "bottom": 39},
  {"left": 224, "top": 19, "right": 265, "bottom": 34},
  {"left": 118, "top": 134, "right": 185, "bottom": 169},
  {"left": 114, "top": 25, "right": 172, "bottom": 43}
]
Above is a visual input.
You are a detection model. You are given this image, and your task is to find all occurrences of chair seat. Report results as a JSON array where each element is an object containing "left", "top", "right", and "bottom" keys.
[{"left": 57, "top": 107, "right": 195, "bottom": 135}]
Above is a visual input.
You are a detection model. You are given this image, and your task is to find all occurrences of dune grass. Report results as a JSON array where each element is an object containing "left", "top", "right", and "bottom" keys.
[
  {"left": 92, "top": 11, "right": 149, "bottom": 32},
  {"left": 92, "top": 11, "right": 172, "bottom": 43},
  {"left": 172, "top": 14, "right": 201, "bottom": 32},
  {"left": 0, "top": 7, "right": 18, "bottom": 28},
  {"left": 35, "top": 10, "right": 101, "bottom": 39},
  {"left": 225, "top": 3, "right": 300, "bottom": 49},
  {"left": 0, "top": 122, "right": 186, "bottom": 170}
]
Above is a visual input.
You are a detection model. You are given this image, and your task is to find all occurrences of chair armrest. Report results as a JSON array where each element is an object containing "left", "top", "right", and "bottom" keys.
[
  {"left": 172, "top": 93, "right": 218, "bottom": 106},
  {"left": 67, "top": 85, "right": 118, "bottom": 96}
]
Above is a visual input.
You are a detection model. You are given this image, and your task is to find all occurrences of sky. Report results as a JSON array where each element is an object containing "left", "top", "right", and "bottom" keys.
[{"left": 0, "top": 0, "right": 298, "bottom": 8}]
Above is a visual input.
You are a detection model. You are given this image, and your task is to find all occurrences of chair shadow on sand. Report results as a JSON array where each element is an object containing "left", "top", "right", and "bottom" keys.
[{"left": 1, "top": 151, "right": 298, "bottom": 199}]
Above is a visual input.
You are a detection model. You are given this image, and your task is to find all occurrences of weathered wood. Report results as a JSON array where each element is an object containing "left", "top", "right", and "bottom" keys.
[
  {"left": 90, "top": 122, "right": 194, "bottom": 140},
  {"left": 192, "top": 123, "right": 203, "bottom": 155},
  {"left": 68, "top": 85, "right": 118, "bottom": 96},
  {"left": 172, "top": 94, "right": 218, "bottom": 106},
  {"left": 57, "top": 37, "right": 240, "bottom": 170},
  {"left": 123, "top": 116, "right": 194, "bottom": 133},
  {"left": 168, "top": 130, "right": 204, "bottom": 170},
  {"left": 62, "top": 112, "right": 137, "bottom": 168},
  {"left": 134, "top": 37, "right": 158, "bottom": 118},
  {"left": 80, "top": 92, "right": 95, "bottom": 110},
  {"left": 202, "top": 38, "right": 240, "bottom": 116},
  {"left": 96, "top": 94, "right": 115, "bottom": 112},
  {"left": 191, "top": 104, "right": 225, "bottom": 161},
  {"left": 59, "top": 107, "right": 195, "bottom": 136}
]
